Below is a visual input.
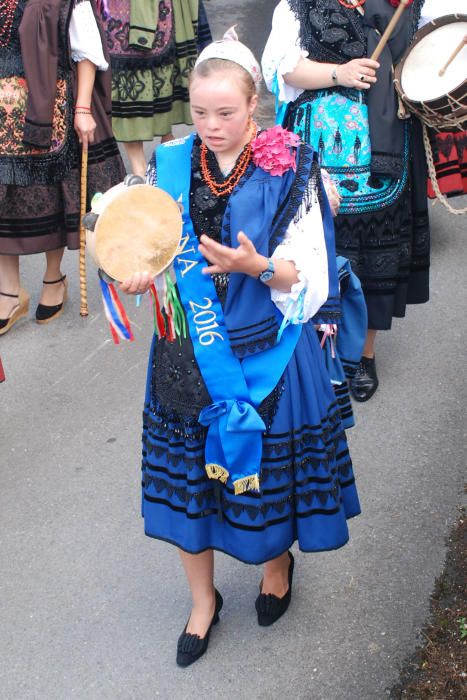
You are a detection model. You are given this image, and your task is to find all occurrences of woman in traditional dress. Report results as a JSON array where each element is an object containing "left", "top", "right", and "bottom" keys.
[
  {"left": 418, "top": 0, "right": 466, "bottom": 202},
  {"left": 97, "top": 0, "right": 211, "bottom": 177},
  {"left": 262, "top": 0, "right": 431, "bottom": 401},
  {"left": 0, "top": 0, "right": 125, "bottom": 334},
  {"left": 120, "top": 29, "right": 360, "bottom": 667}
]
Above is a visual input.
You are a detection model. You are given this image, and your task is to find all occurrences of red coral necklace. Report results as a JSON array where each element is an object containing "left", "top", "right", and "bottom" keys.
[
  {"left": 200, "top": 122, "right": 257, "bottom": 197},
  {"left": 200, "top": 143, "right": 252, "bottom": 197}
]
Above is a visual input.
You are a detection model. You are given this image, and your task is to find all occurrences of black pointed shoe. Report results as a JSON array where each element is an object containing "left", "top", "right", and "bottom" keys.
[
  {"left": 350, "top": 355, "right": 379, "bottom": 402},
  {"left": 256, "top": 551, "right": 294, "bottom": 627},
  {"left": 176, "top": 589, "right": 223, "bottom": 668}
]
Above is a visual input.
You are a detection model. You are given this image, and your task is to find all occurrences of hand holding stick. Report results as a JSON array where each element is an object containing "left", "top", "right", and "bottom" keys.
[
  {"left": 370, "top": 0, "right": 410, "bottom": 62},
  {"left": 439, "top": 35, "right": 467, "bottom": 77}
]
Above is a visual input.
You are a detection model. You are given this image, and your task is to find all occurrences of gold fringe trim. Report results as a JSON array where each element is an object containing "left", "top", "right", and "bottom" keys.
[
  {"left": 233, "top": 474, "right": 261, "bottom": 495},
  {"left": 205, "top": 463, "right": 229, "bottom": 484}
]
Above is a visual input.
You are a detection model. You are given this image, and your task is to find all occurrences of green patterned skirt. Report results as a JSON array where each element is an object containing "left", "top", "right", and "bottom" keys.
[{"left": 101, "top": 0, "right": 211, "bottom": 141}]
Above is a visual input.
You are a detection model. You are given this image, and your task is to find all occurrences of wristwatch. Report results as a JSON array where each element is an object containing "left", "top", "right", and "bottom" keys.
[{"left": 258, "top": 258, "right": 275, "bottom": 283}]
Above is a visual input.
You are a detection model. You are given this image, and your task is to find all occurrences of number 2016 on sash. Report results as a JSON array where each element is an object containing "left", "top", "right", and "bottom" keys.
[{"left": 189, "top": 298, "right": 224, "bottom": 346}]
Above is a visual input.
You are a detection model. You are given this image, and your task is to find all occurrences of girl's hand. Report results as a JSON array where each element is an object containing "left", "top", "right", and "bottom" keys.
[
  {"left": 336, "top": 58, "right": 379, "bottom": 90},
  {"left": 120, "top": 272, "right": 153, "bottom": 295},
  {"left": 199, "top": 231, "right": 265, "bottom": 277},
  {"left": 74, "top": 112, "right": 96, "bottom": 150}
]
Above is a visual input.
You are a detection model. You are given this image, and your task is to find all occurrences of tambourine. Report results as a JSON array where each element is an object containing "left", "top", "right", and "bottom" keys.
[
  {"left": 83, "top": 175, "right": 182, "bottom": 282},
  {"left": 83, "top": 175, "right": 184, "bottom": 343}
]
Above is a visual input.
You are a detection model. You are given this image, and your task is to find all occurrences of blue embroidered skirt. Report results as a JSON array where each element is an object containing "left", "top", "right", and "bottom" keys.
[
  {"left": 141, "top": 323, "right": 360, "bottom": 565},
  {"left": 286, "top": 90, "right": 430, "bottom": 330}
]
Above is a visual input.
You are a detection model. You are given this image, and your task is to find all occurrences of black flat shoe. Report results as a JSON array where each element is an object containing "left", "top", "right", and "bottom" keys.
[
  {"left": 350, "top": 355, "right": 379, "bottom": 402},
  {"left": 176, "top": 589, "right": 223, "bottom": 668},
  {"left": 256, "top": 551, "right": 294, "bottom": 627},
  {"left": 35, "top": 275, "right": 68, "bottom": 324}
]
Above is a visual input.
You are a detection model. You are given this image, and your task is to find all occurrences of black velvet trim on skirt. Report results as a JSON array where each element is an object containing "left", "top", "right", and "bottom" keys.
[{"left": 0, "top": 140, "right": 125, "bottom": 255}]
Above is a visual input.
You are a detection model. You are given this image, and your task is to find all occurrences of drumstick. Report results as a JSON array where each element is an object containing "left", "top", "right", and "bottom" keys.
[
  {"left": 79, "top": 144, "right": 89, "bottom": 317},
  {"left": 438, "top": 36, "right": 467, "bottom": 77},
  {"left": 370, "top": 0, "right": 410, "bottom": 62}
]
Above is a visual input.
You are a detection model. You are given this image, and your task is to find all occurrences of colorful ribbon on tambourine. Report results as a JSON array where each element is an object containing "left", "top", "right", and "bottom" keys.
[
  {"left": 148, "top": 273, "right": 187, "bottom": 342},
  {"left": 165, "top": 272, "right": 187, "bottom": 342},
  {"left": 99, "top": 276, "right": 134, "bottom": 344},
  {"left": 98, "top": 270, "right": 187, "bottom": 345},
  {"left": 148, "top": 283, "right": 166, "bottom": 339}
]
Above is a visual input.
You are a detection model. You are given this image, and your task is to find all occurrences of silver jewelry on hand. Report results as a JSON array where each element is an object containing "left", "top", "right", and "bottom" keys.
[{"left": 360, "top": 74, "right": 365, "bottom": 82}]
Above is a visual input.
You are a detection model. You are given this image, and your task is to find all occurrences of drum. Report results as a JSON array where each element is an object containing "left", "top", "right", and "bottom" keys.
[
  {"left": 84, "top": 176, "right": 183, "bottom": 282},
  {"left": 394, "top": 14, "right": 467, "bottom": 132}
]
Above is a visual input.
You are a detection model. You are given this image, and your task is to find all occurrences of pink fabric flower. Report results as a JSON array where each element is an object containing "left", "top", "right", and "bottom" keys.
[{"left": 251, "top": 126, "right": 300, "bottom": 177}]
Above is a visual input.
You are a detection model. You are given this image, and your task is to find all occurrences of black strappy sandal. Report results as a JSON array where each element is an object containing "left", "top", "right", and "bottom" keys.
[
  {"left": 0, "top": 289, "right": 29, "bottom": 336},
  {"left": 35, "top": 275, "right": 68, "bottom": 324}
]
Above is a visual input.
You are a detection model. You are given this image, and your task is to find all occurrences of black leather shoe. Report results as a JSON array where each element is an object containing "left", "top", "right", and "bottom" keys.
[
  {"left": 176, "top": 589, "right": 223, "bottom": 668},
  {"left": 256, "top": 551, "right": 294, "bottom": 627},
  {"left": 350, "top": 355, "right": 379, "bottom": 402}
]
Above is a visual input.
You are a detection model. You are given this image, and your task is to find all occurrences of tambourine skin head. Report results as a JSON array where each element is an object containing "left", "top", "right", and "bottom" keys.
[{"left": 92, "top": 185, "right": 183, "bottom": 282}]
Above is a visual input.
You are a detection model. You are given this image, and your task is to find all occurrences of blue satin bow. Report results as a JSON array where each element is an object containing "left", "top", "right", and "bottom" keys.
[{"left": 199, "top": 400, "right": 266, "bottom": 490}]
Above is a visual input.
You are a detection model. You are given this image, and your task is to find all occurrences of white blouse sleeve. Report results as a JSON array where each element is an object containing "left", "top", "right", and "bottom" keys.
[
  {"left": 69, "top": 1, "right": 109, "bottom": 71},
  {"left": 261, "top": 0, "right": 307, "bottom": 104},
  {"left": 418, "top": 0, "right": 465, "bottom": 27},
  {"left": 270, "top": 182, "right": 329, "bottom": 323}
]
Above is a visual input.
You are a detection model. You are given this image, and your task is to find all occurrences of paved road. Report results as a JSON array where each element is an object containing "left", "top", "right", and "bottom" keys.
[{"left": 1, "top": 1, "right": 466, "bottom": 698}]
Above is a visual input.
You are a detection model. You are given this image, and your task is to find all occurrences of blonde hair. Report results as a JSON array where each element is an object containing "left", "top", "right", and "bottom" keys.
[{"left": 190, "top": 58, "right": 257, "bottom": 102}]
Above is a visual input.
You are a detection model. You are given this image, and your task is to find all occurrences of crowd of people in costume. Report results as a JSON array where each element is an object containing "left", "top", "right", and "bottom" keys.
[{"left": 0, "top": 0, "right": 465, "bottom": 667}]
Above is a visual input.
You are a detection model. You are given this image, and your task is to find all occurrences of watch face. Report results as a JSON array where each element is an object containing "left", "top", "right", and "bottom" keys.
[{"left": 259, "top": 270, "right": 274, "bottom": 282}]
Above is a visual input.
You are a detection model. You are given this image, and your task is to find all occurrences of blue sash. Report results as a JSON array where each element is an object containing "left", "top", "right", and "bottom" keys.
[{"left": 156, "top": 135, "right": 302, "bottom": 494}]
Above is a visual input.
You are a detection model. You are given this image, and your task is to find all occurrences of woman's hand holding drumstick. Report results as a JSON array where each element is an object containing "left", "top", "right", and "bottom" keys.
[{"left": 335, "top": 58, "right": 379, "bottom": 89}]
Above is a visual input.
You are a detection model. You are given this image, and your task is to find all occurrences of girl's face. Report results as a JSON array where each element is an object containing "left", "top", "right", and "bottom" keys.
[{"left": 190, "top": 73, "right": 257, "bottom": 156}]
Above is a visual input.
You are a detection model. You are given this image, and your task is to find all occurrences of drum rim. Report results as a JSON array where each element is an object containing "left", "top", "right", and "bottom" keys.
[
  {"left": 394, "top": 13, "right": 467, "bottom": 107},
  {"left": 93, "top": 184, "right": 183, "bottom": 282}
]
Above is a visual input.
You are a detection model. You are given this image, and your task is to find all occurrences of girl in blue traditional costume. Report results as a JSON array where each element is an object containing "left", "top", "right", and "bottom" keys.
[
  {"left": 120, "top": 28, "right": 360, "bottom": 667},
  {"left": 263, "top": 0, "right": 430, "bottom": 401}
]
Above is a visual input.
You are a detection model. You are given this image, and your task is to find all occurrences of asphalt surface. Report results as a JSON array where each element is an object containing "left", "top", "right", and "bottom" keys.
[{"left": 1, "top": 1, "right": 466, "bottom": 698}]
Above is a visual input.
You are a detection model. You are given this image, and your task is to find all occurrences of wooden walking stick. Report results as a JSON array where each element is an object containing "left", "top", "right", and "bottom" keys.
[
  {"left": 79, "top": 144, "right": 89, "bottom": 317},
  {"left": 371, "top": 0, "right": 410, "bottom": 62},
  {"left": 438, "top": 35, "right": 467, "bottom": 76}
]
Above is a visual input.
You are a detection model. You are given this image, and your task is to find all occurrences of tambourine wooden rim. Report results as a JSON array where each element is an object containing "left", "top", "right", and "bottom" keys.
[
  {"left": 394, "top": 14, "right": 467, "bottom": 131},
  {"left": 91, "top": 184, "right": 182, "bottom": 283}
]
